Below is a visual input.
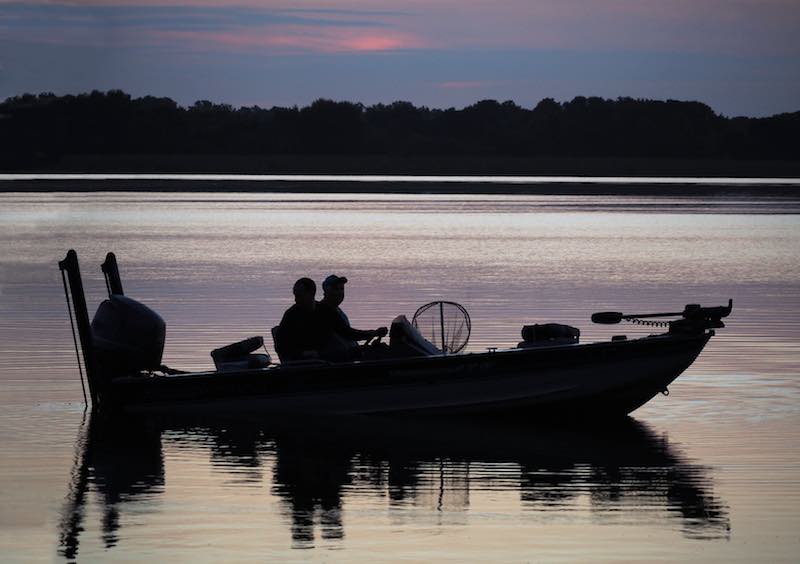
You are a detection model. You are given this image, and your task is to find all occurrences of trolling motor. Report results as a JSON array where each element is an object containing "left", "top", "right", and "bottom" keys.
[{"left": 592, "top": 299, "right": 733, "bottom": 334}]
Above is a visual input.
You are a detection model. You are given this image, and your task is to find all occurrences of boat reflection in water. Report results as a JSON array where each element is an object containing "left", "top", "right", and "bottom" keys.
[
  {"left": 58, "top": 414, "right": 165, "bottom": 559},
  {"left": 59, "top": 414, "right": 730, "bottom": 558}
]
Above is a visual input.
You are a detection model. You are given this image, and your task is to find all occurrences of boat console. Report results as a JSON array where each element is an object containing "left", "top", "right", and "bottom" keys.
[{"left": 389, "top": 315, "right": 441, "bottom": 357}]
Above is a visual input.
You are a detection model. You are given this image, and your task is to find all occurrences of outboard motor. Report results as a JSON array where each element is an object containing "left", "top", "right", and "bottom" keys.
[{"left": 91, "top": 295, "right": 166, "bottom": 377}]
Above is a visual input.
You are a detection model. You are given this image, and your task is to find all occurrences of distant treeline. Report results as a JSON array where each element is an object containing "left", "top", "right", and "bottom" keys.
[{"left": 1, "top": 90, "right": 798, "bottom": 170}]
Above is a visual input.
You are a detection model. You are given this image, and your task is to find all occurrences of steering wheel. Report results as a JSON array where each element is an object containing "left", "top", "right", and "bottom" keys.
[
  {"left": 364, "top": 327, "right": 388, "bottom": 346},
  {"left": 364, "top": 334, "right": 383, "bottom": 346}
]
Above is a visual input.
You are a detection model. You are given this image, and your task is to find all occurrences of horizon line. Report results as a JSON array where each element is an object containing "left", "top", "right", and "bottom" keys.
[{"left": 3, "top": 174, "right": 799, "bottom": 185}]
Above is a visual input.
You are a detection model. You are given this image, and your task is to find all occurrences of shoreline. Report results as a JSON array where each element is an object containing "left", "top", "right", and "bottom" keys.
[
  {"left": 2, "top": 177, "right": 799, "bottom": 196},
  {"left": 7, "top": 154, "right": 800, "bottom": 177},
  {"left": 0, "top": 172, "right": 800, "bottom": 198}
]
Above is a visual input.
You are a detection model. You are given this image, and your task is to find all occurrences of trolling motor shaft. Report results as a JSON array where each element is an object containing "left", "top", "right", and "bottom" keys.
[{"left": 592, "top": 299, "right": 733, "bottom": 331}]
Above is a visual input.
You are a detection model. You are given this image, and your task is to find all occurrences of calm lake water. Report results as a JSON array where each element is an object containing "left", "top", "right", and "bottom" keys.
[{"left": 1, "top": 190, "right": 799, "bottom": 562}]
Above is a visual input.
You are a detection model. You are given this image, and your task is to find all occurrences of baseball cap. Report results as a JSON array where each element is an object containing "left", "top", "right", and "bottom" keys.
[{"left": 322, "top": 274, "right": 348, "bottom": 288}]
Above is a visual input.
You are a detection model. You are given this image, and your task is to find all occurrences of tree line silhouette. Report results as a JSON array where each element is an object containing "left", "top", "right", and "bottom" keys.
[{"left": 1, "top": 90, "right": 797, "bottom": 170}]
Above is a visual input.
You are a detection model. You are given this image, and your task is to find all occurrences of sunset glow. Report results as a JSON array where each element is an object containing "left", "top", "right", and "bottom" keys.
[
  {"left": 150, "top": 26, "right": 426, "bottom": 54},
  {"left": 0, "top": 0, "right": 798, "bottom": 114}
]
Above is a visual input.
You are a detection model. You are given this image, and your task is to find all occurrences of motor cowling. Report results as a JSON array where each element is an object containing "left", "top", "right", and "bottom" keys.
[{"left": 91, "top": 295, "right": 166, "bottom": 376}]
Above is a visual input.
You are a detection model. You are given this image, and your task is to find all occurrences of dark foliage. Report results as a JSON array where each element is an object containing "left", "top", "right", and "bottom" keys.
[{"left": 1, "top": 90, "right": 797, "bottom": 169}]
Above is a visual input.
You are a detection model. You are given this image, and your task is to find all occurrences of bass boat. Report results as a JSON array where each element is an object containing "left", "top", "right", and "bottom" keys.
[{"left": 58, "top": 250, "right": 732, "bottom": 419}]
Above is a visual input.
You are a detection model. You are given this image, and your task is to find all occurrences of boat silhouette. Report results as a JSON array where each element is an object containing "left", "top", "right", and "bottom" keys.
[{"left": 58, "top": 250, "right": 731, "bottom": 418}]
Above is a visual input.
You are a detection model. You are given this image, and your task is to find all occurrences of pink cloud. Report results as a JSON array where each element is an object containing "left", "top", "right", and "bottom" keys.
[
  {"left": 4, "top": 0, "right": 798, "bottom": 56},
  {"left": 149, "top": 25, "right": 427, "bottom": 54}
]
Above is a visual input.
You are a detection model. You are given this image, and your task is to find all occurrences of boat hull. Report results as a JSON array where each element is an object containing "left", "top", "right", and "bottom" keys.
[{"left": 103, "top": 332, "right": 712, "bottom": 419}]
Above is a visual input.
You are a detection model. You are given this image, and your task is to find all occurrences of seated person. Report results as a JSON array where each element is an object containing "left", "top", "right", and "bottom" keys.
[
  {"left": 316, "top": 274, "right": 388, "bottom": 360},
  {"left": 276, "top": 277, "right": 325, "bottom": 362}
]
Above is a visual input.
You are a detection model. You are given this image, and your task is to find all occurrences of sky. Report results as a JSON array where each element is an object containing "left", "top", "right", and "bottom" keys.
[{"left": 1, "top": 0, "right": 798, "bottom": 117}]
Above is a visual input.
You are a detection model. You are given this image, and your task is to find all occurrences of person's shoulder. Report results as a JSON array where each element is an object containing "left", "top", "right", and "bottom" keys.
[
  {"left": 315, "top": 301, "right": 340, "bottom": 324},
  {"left": 280, "top": 303, "right": 299, "bottom": 323},
  {"left": 315, "top": 301, "right": 335, "bottom": 315}
]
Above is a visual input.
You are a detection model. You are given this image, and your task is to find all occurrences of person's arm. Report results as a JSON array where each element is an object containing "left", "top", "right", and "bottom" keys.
[
  {"left": 321, "top": 305, "right": 387, "bottom": 342},
  {"left": 347, "top": 325, "right": 388, "bottom": 341},
  {"left": 324, "top": 307, "right": 363, "bottom": 341}
]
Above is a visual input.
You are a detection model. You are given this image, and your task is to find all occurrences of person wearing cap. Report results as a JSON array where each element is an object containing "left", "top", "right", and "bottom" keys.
[
  {"left": 275, "top": 277, "right": 325, "bottom": 361},
  {"left": 316, "top": 274, "right": 388, "bottom": 359}
]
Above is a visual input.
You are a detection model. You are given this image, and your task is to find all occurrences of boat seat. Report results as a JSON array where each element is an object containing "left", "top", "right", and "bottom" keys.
[
  {"left": 389, "top": 315, "right": 441, "bottom": 357},
  {"left": 271, "top": 325, "right": 287, "bottom": 363},
  {"left": 211, "top": 336, "right": 271, "bottom": 372}
]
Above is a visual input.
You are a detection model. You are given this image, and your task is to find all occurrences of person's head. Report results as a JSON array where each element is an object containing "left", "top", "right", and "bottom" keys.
[
  {"left": 322, "top": 274, "right": 348, "bottom": 306},
  {"left": 292, "top": 277, "right": 317, "bottom": 310}
]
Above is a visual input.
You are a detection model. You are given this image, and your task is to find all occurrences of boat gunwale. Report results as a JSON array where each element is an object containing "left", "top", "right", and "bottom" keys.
[{"left": 109, "top": 330, "right": 711, "bottom": 389}]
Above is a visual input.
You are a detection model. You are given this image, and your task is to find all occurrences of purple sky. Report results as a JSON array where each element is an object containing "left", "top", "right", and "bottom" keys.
[{"left": 1, "top": 0, "right": 798, "bottom": 116}]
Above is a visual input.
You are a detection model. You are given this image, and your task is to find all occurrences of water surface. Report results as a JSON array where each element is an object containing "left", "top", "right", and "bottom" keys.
[{"left": 1, "top": 191, "right": 798, "bottom": 561}]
